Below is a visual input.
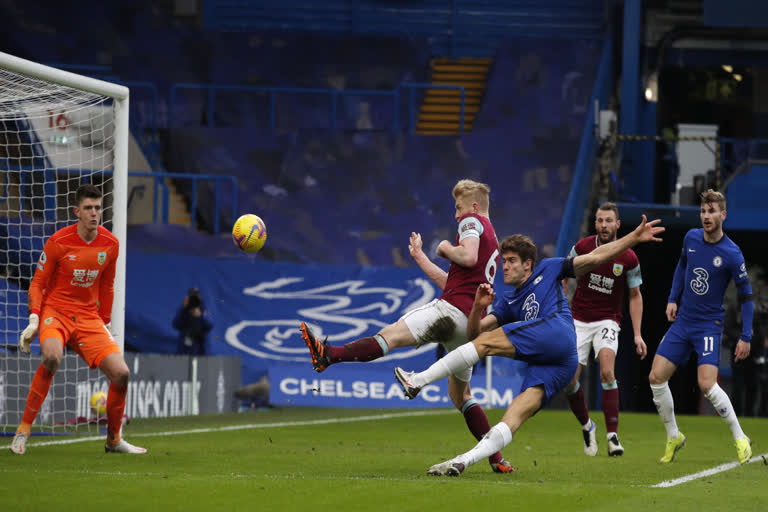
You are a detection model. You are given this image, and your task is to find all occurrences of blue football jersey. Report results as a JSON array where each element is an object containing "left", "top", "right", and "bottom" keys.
[
  {"left": 491, "top": 257, "right": 575, "bottom": 325},
  {"left": 669, "top": 229, "right": 751, "bottom": 327}
]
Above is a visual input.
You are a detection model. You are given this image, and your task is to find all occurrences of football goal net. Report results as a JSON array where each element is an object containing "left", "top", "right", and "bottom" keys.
[{"left": 0, "top": 52, "right": 128, "bottom": 434}]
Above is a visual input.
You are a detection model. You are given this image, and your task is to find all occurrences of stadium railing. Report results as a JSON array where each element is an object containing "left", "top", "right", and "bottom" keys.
[
  {"left": 168, "top": 82, "right": 466, "bottom": 133},
  {"left": 5, "top": 166, "right": 236, "bottom": 234},
  {"left": 554, "top": 35, "right": 614, "bottom": 257},
  {"left": 123, "top": 171, "right": 238, "bottom": 234}
]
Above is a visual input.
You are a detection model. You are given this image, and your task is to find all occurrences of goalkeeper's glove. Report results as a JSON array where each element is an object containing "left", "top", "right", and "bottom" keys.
[{"left": 19, "top": 313, "right": 40, "bottom": 355}]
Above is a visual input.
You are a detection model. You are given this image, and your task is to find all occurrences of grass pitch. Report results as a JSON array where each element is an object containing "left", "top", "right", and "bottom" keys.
[{"left": 1, "top": 408, "right": 766, "bottom": 512}]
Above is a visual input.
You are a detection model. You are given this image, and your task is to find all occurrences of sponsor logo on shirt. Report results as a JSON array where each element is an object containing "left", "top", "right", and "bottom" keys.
[
  {"left": 71, "top": 269, "right": 100, "bottom": 288},
  {"left": 612, "top": 263, "right": 624, "bottom": 276},
  {"left": 588, "top": 273, "right": 614, "bottom": 294}
]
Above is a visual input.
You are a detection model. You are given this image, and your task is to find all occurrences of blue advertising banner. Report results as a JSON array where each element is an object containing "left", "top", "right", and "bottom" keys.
[
  {"left": 124, "top": 251, "right": 524, "bottom": 385},
  {"left": 268, "top": 363, "right": 527, "bottom": 409}
]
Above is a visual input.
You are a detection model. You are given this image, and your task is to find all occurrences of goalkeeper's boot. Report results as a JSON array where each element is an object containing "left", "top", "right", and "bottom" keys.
[
  {"left": 105, "top": 439, "right": 147, "bottom": 454},
  {"left": 490, "top": 459, "right": 515, "bottom": 474},
  {"left": 393, "top": 367, "right": 422, "bottom": 399},
  {"left": 427, "top": 459, "right": 465, "bottom": 477},
  {"left": 10, "top": 432, "right": 28, "bottom": 455},
  {"left": 300, "top": 322, "right": 331, "bottom": 373},
  {"left": 735, "top": 437, "right": 752, "bottom": 464},
  {"left": 607, "top": 433, "right": 624, "bottom": 457},
  {"left": 659, "top": 432, "right": 686, "bottom": 463},
  {"left": 582, "top": 419, "right": 598, "bottom": 456}
]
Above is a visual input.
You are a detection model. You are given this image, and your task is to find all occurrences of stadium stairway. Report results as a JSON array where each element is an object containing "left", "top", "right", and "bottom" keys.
[{"left": 417, "top": 57, "right": 490, "bottom": 135}]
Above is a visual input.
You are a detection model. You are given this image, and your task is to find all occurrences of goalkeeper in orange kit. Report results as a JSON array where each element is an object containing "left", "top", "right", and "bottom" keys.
[{"left": 11, "top": 184, "right": 146, "bottom": 455}]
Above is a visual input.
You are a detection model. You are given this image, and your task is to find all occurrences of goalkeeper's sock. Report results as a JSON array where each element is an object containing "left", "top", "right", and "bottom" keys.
[
  {"left": 461, "top": 399, "right": 503, "bottom": 465},
  {"left": 21, "top": 365, "right": 54, "bottom": 425},
  {"left": 326, "top": 335, "right": 388, "bottom": 363},
  {"left": 705, "top": 383, "right": 745, "bottom": 441},
  {"left": 106, "top": 382, "right": 127, "bottom": 444}
]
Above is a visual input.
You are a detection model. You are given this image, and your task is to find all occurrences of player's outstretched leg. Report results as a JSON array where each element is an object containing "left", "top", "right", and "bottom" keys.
[
  {"left": 300, "top": 322, "right": 331, "bottom": 372},
  {"left": 427, "top": 422, "right": 513, "bottom": 477},
  {"left": 394, "top": 367, "right": 421, "bottom": 399}
]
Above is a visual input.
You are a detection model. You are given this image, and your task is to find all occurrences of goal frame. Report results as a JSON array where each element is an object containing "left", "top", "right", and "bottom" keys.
[{"left": 0, "top": 51, "right": 129, "bottom": 351}]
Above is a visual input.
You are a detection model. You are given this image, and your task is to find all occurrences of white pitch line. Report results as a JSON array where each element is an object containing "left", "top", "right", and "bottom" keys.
[
  {"left": 651, "top": 453, "right": 768, "bottom": 488},
  {"left": 0, "top": 409, "right": 454, "bottom": 449}
]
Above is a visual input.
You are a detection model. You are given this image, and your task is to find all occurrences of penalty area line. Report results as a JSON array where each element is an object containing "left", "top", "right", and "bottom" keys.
[
  {"left": 651, "top": 452, "right": 768, "bottom": 488},
  {"left": 0, "top": 410, "right": 454, "bottom": 450}
]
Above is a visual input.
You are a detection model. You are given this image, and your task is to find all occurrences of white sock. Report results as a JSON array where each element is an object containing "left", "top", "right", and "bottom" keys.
[
  {"left": 705, "top": 383, "right": 746, "bottom": 441},
  {"left": 456, "top": 422, "right": 513, "bottom": 467},
  {"left": 650, "top": 382, "right": 679, "bottom": 439},
  {"left": 411, "top": 342, "right": 480, "bottom": 387}
]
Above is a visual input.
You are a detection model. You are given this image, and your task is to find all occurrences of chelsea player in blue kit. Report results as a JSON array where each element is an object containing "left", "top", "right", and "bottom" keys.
[
  {"left": 394, "top": 216, "right": 664, "bottom": 476},
  {"left": 649, "top": 190, "right": 753, "bottom": 464}
]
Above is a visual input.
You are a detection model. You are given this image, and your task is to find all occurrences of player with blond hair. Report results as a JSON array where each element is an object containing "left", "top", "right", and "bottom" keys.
[
  {"left": 11, "top": 184, "right": 146, "bottom": 455},
  {"left": 301, "top": 179, "right": 513, "bottom": 473},
  {"left": 394, "top": 216, "right": 663, "bottom": 476},
  {"left": 649, "top": 189, "right": 753, "bottom": 464}
]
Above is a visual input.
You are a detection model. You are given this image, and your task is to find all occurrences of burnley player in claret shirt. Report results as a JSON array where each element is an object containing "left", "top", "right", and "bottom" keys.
[
  {"left": 562, "top": 203, "right": 647, "bottom": 457},
  {"left": 648, "top": 189, "right": 753, "bottom": 464},
  {"left": 301, "top": 179, "right": 513, "bottom": 474}
]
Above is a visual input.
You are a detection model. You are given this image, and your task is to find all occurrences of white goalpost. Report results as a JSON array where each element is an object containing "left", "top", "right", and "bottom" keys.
[{"left": 0, "top": 52, "right": 128, "bottom": 433}]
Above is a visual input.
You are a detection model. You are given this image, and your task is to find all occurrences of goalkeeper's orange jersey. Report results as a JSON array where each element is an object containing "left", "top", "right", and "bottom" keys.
[{"left": 28, "top": 224, "right": 119, "bottom": 324}]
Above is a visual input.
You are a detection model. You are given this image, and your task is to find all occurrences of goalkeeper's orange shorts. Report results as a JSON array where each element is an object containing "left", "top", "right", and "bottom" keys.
[{"left": 39, "top": 306, "right": 121, "bottom": 369}]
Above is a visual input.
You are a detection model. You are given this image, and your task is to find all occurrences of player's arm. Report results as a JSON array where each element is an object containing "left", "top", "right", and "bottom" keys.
[
  {"left": 435, "top": 215, "right": 481, "bottom": 268},
  {"left": 98, "top": 244, "right": 118, "bottom": 325},
  {"left": 561, "top": 245, "right": 578, "bottom": 296},
  {"left": 409, "top": 232, "right": 448, "bottom": 290},
  {"left": 628, "top": 286, "right": 647, "bottom": 359},
  {"left": 666, "top": 236, "right": 688, "bottom": 322},
  {"left": 437, "top": 236, "right": 479, "bottom": 268},
  {"left": 731, "top": 257, "right": 754, "bottom": 362},
  {"left": 573, "top": 216, "right": 664, "bottom": 277},
  {"left": 21, "top": 239, "right": 60, "bottom": 353},
  {"left": 467, "top": 283, "right": 500, "bottom": 341}
]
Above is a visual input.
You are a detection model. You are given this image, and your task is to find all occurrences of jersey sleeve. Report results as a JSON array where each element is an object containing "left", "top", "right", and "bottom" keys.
[
  {"left": 490, "top": 293, "right": 512, "bottom": 325},
  {"left": 28, "top": 237, "right": 62, "bottom": 315},
  {"left": 729, "top": 248, "right": 754, "bottom": 342},
  {"left": 626, "top": 252, "right": 642, "bottom": 288},
  {"left": 98, "top": 242, "right": 119, "bottom": 324},
  {"left": 667, "top": 231, "right": 690, "bottom": 303},
  {"left": 457, "top": 215, "right": 483, "bottom": 242},
  {"left": 556, "top": 257, "right": 575, "bottom": 279}
]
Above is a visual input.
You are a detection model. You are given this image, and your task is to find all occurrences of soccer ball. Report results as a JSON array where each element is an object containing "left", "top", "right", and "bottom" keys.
[
  {"left": 232, "top": 214, "right": 267, "bottom": 253},
  {"left": 90, "top": 391, "right": 107, "bottom": 416}
]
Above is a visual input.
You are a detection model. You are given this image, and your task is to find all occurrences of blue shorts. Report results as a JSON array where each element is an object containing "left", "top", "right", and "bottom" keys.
[
  {"left": 656, "top": 320, "right": 722, "bottom": 367},
  {"left": 501, "top": 315, "right": 578, "bottom": 406}
]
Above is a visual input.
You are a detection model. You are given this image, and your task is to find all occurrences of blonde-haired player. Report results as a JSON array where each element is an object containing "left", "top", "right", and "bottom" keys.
[
  {"left": 11, "top": 184, "right": 146, "bottom": 455},
  {"left": 301, "top": 179, "right": 513, "bottom": 473}
]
